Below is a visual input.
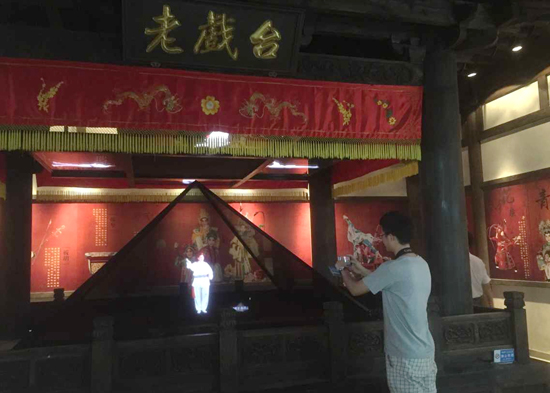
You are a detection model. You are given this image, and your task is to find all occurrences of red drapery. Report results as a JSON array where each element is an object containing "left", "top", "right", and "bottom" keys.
[{"left": 0, "top": 57, "right": 422, "bottom": 141}]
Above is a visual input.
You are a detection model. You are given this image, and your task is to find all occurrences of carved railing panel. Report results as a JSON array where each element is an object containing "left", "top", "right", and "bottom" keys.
[
  {"left": 118, "top": 349, "right": 166, "bottom": 379},
  {"left": 0, "top": 360, "right": 30, "bottom": 392},
  {"left": 239, "top": 326, "right": 329, "bottom": 390},
  {"left": 441, "top": 312, "right": 513, "bottom": 351},
  {"left": 443, "top": 323, "right": 476, "bottom": 347},
  {"left": 36, "top": 356, "right": 88, "bottom": 390},
  {"left": 0, "top": 345, "right": 90, "bottom": 393},
  {"left": 114, "top": 334, "right": 218, "bottom": 391},
  {"left": 346, "top": 321, "right": 385, "bottom": 377},
  {"left": 478, "top": 319, "right": 511, "bottom": 344}
]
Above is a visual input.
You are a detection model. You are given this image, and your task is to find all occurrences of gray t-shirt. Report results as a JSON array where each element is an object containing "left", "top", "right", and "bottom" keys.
[{"left": 364, "top": 255, "right": 435, "bottom": 359}]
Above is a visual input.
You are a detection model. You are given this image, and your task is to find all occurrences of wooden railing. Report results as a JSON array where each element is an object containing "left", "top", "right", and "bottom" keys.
[
  {"left": 0, "top": 291, "right": 531, "bottom": 393},
  {"left": 0, "top": 344, "right": 90, "bottom": 392}
]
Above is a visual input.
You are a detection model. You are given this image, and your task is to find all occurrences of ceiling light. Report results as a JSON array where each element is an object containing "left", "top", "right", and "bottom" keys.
[
  {"left": 182, "top": 179, "right": 195, "bottom": 184},
  {"left": 51, "top": 161, "right": 114, "bottom": 169},
  {"left": 467, "top": 72, "right": 477, "bottom": 78},
  {"left": 512, "top": 45, "right": 523, "bottom": 52},
  {"left": 268, "top": 161, "right": 319, "bottom": 169},
  {"left": 233, "top": 302, "right": 249, "bottom": 312},
  {"left": 195, "top": 131, "right": 230, "bottom": 148}
]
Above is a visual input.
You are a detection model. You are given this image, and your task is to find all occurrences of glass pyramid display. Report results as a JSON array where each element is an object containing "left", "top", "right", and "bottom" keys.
[{"left": 64, "top": 182, "right": 368, "bottom": 312}]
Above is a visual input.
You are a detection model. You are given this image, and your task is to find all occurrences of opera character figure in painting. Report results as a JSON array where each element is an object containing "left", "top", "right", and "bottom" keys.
[
  {"left": 192, "top": 209, "right": 219, "bottom": 251},
  {"left": 186, "top": 254, "right": 214, "bottom": 314},
  {"left": 227, "top": 223, "right": 260, "bottom": 282},
  {"left": 174, "top": 243, "right": 195, "bottom": 284},
  {"left": 536, "top": 220, "right": 550, "bottom": 281},
  {"left": 488, "top": 220, "right": 521, "bottom": 271},
  {"left": 200, "top": 230, "right": 223, "bottom": 283},
  {"left": 344, "top": 215, "right": 386, "bottom": 270}
]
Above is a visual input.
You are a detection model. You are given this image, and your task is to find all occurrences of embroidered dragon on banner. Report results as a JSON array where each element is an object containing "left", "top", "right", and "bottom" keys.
[
  {"left": 103, "top": 85, "right": 183, "bottom": 114},
  {"left": 239, "top": 92, "right": 307, "bottom": 124}
]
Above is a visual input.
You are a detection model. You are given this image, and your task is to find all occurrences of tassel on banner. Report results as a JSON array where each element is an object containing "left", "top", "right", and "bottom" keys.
[
  {"left": 34, "top": 187, "right": 310, "bottom": 203},
  {"left": 0, "top": 129, "right": 421, "bottom": 161},
  {"left": 332, "top": 161, "right": 419, "bottom": 198}
]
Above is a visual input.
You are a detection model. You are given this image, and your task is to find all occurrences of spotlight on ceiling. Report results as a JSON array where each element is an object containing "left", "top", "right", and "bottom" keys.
[
  {"left": 182, "top": 179, "right": 196, "bottom": 184},
  {"left": 268, "top": 161, "right": 319, "bottom": 169},
  {"left": 467, "top": 72, "right": 477, "bottom": 78},
  {"left": 195, "top": 131, "right": 230, "bottom": 148},
  {"left": 512, "top": 45, "right": 523, "bottom": 52}
]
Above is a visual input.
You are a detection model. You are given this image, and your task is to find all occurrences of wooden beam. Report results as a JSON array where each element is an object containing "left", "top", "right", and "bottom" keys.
[
  {"left": 538, "top": 74, "right": 550, "bottom": 110},
  {"left": 482, "top": 166, "right": 550, "bottom": 190},
  {"left": 467, "top": 108, "right": 490, "bottom": 267},
  {"left": 252, "top": 174, "right": 309, "bottom": 181},
  {"left": 480, "top": 107, "right": 550, "bottom": 143},
  {"left": 231, "top": 160, "right": 272, "bottom": 188},
  {"left": 334, "top": 196, "right": 408, "bottom": 202},
  {"left": 51, "top": 170, "right": 126, "bottom": 178},
  {"left": 123, "top": 154, "right": 135, "bottom": 187}
]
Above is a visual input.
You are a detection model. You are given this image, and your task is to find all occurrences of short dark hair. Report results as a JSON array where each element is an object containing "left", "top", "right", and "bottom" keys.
[
  {"left": 206, "top": 230, "right": 218, "bottom": 240},
  {"left": 379, "top": 211, "right": 413, "bottom": 244},
  {"left": 468, "top": 232, "right": 474, "bottom": 249}
]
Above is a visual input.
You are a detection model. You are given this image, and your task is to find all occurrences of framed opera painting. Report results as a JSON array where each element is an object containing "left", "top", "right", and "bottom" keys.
[{"left": 485, "top": 177, "right": 550, "bottom": 282}]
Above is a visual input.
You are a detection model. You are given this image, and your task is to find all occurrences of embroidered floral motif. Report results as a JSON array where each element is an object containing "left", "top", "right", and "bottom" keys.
[
  {"left": 37, "top": 78, "right": 64, "bottom": 113},
  {"left": 375, "top": 99, "right": 398, "bottom": 127},
  {"left": 201, "top": 96, "right": 220, "bottom": 115},
  {"left": 332, "top": 98, "right": 354, "bottom": 126},
  {"left": 103, "top": 85, "right": 182, "bottom": 114},
  {"left": 239, "top": 92, "right": 307, "bottom": 123}
]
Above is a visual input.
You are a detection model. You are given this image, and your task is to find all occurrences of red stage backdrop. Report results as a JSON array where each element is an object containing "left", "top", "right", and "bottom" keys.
[
  {"left": 0, "top": 57, "right": 422, "bottom": 141},
  {"left": 485, "top": 179, "right": 550, "bottom": 282},
  {"left": 31, "top": 202, "right": 312, "bottom": 292},
  {"left": 30, "top": 200, "right": 408, "bottom": 293}
]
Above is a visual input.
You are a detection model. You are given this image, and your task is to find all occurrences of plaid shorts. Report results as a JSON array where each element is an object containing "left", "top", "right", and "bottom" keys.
[{"left": 386, "top": 355, "right": 437, "bottom": 393}]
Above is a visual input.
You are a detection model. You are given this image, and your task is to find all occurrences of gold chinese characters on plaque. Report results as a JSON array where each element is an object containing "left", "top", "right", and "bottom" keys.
[
  {"left": 250, "top": 20, "right": 281, "bottom": 59},
  {"left": 145, "top": 5, "right": 183, "bottom": 54},
  {"left": 194, "top": 11, "right": 238, "bottom": 60}
]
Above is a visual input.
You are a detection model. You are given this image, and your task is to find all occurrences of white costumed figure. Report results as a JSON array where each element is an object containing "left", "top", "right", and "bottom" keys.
[{"left": 186, "top": 254, "right": 214, "bottom": 314}]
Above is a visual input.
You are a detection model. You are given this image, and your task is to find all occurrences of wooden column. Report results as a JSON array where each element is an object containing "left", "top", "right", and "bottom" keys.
[
  {"left": 309, "top": 160, "right": 337, "bottom": 284},
  {"left": 91, "top": 316, "right": 114, "bottom": 393},
  {"left": 466, "top": 108, "right": 490, "bottom": 267},
  {"left": 0, "top": 152, "right": 34, "bottom": 338},
  {"left": 406, "top": 175, "right": 426, "bottom": 258},
  {"left": 504, "top": 291, "right": 530, "bottom": 364},
  {"left": 323, "top": 302, "right": 346, "bottom": 383},
  {"left": 420, "top": 47, "right": 473, "bottom": 316},
  {"left": 219, "top": 308, "right": 239, "bottom": 393}
]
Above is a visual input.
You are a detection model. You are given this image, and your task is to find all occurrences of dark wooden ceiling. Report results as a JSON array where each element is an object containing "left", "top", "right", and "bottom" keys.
[
  {"left": 2, "top": 0, "right": 550, "bottom": 118},
  {"left": 31, "top": 152, "right": 311, "bottom": 188}
]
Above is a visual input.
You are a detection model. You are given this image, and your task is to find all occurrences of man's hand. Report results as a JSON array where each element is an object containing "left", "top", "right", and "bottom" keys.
[
  {"left": 335, "top": 259, "right": 346, "bottom": 270},
  {"left": 350, "top": 260, "right": 371, "bottom": 278}
]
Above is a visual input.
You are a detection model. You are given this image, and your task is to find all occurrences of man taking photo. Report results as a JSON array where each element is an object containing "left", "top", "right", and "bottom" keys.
[{"left": 335, "top": 211, "right": 437, "bottom": 393}]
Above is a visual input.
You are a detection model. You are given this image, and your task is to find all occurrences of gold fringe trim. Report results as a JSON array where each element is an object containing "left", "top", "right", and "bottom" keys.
[
  {"left": 0, "top": 181, "right": 5, "bottom": 200},
  {"left": 35, "top": 187, "right": 309, "bottom": 203},
  {"left": 0, "top": 130, "right": 421, "bottom": 160},
  {"left": 332, "top": 161, "right": 419, "bottom": 198}
]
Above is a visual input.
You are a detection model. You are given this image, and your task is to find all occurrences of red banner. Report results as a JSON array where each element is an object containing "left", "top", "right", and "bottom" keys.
[{"left": 0, "top": 57, "right": 422, "bottom": 141}]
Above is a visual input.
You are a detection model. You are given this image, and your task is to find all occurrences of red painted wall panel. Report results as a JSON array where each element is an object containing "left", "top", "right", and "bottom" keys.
[{"left": 31, "top": 202, "right": 312, "bottom": 292}]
